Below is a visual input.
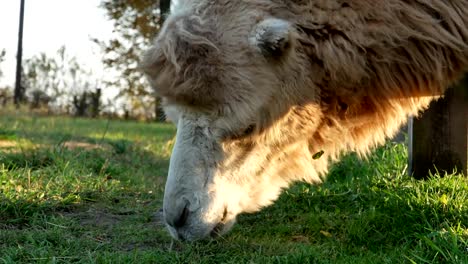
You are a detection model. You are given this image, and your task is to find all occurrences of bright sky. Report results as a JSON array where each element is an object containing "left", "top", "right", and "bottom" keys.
[{"left": 0, "top": 0, "right": 115, "bottom": 88}]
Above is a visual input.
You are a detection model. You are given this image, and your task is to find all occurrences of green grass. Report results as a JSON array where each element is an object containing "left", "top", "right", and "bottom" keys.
[{"left": 0, "top": 111, "right": 467, "bottom": 263}]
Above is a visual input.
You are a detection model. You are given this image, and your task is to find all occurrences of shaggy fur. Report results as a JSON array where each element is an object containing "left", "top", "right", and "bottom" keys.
[{"left": 142, "top": 0, "right": 468, "bottom": 241}]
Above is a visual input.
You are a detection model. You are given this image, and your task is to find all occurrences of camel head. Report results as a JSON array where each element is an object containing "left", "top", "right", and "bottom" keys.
[
  {"left": 140, "top": 0, "right": 468, "bottom": 241},
  {"left": 141, "top": 1, "right": 325, "bottom": 241}
]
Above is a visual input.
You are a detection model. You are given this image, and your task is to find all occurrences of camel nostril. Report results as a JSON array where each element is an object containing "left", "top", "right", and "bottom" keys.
[{"left": 174, "top": 205, "right": 190, "bottom": 228}]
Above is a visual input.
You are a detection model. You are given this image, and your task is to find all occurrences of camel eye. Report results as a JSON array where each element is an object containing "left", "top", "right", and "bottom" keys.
[
  {"left": 229, "top": 124, "right": 255, "bottom": 140},
  {"left": 242, "top": 125, "right": 255, "bottom": 136}
]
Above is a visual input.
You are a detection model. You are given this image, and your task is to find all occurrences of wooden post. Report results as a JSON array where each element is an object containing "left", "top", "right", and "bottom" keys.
[{"left": 409, "top": 76, "right": 468, "bottom": 179}]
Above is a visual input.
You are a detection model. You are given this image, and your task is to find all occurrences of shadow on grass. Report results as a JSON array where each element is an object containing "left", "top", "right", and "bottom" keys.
[
  {"left": 0, "top": 129, "right": 17, "bottom": 140},
  {"left": 232, "top": 148, "right": 468, "bottom": 262}
]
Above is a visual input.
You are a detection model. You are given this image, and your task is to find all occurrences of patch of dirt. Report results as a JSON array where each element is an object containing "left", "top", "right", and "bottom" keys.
[
  {"left": 64, "top": 207, "right": 176, "bottom": 251},
  {"left": 121, "top": 238, "right": 175, "bottom": 252},
  {"left": 62, "top": 141, "right": 111, "bottom": 151},
  {"left": 0, "top": 140, "right": 17, "bottom": 148},
  {"left": 64, "top": 207, "right": 166, "bottom": 228},
  {"left": 66, "top": 207, "right": 123, "bottom": 228}
]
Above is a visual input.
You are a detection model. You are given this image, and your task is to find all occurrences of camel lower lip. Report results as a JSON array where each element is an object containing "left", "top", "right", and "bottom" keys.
[{"left": 210, "top": 222, "right": 224, "bottom": 238}]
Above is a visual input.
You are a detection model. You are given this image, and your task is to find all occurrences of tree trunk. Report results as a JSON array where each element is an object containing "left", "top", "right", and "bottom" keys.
[
  {"left": 160, "top": 0, "right": 171, "bottom": 24},
  {"left": 14, "top": 0, "right": 25, "bottom": 107},
  {"left": 90, "top": 88, "right": 102, "bottom": 118},
  {"left": 154, "top": 0, "right": 171, "bottom": 122}
]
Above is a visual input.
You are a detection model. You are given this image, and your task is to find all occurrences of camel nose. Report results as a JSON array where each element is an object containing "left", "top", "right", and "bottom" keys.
[
  {"left": 174, "top": 205, "right": 190, "bottom": 228},
  {"left": 166, "top": 204, "right": 190, "bottom": 229}
]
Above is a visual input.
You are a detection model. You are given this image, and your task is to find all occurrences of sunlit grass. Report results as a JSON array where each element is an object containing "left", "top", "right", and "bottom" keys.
[{"left": 0, "top": 112, "right": 467, "bottom": 263}]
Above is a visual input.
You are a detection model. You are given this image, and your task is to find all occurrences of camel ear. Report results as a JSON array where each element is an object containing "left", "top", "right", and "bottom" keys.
[{"left": 250, "top": 18, "right": 293, "bottom": 58}]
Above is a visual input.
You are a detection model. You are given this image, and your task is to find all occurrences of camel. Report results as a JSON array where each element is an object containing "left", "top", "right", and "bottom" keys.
[{"left": 141, "top": 0, "right": 468, "bottom": 241}]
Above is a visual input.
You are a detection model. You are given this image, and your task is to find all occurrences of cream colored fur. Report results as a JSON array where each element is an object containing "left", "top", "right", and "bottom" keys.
[{"left": 141, "top": 0, "right": 468, "bottom": 241}]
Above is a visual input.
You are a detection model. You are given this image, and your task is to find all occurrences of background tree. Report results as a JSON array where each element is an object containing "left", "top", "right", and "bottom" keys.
[
  {"left": 0, "top": 49, "right": 6, "bottom": 80},
  {"left": 96, "top": 0, "right": 172, "bottom": 120},
  {"left": 25, "top": 52, "right": 60, "bottom": 109},
  {"left": 72, "top": 89, "right": 102, "bottom": 117},
  {"left": 0, "top": 50, "right": 13, "bottom": 106}
]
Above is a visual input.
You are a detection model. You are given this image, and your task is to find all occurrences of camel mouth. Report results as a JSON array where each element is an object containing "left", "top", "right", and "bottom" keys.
[
  {"left": 209, "top": 207, "right": 229, "bottom": 238},
  {"left": 163, "top": 203, "right": 235, "bottom": 241}
]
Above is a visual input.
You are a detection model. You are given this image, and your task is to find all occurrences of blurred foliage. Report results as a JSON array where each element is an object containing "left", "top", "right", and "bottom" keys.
[
  {"left": 94, "top": 0, "right": 169, "bottom": 120},
  {"left": 23, "top": 47, "right": 102, "bottom": 115},
  {"left": 0, "top": 49, "right": 11, "bottom": 106}
]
